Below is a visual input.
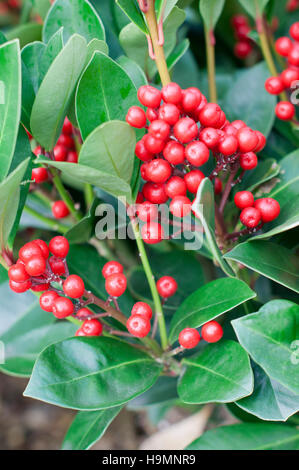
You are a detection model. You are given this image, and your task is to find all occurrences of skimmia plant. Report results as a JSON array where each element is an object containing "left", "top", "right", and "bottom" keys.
[{"left": 0, "top": 0, "right": 299, "bottom": 451}]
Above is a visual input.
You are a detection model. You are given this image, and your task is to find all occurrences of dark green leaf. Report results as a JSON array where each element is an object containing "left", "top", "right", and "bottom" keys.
[
  {"left": 62, "top": 406, "right": 122, "bottom": 450},
  {"left": 239, "top": 158, "right": 280, "bottom": 192},
  {"left": 169, "top": 278, "right": 256, "bottom": 343},
  {"left": 65, "top": 198, "right": 99, "bottom": 244},
  {"left": 232, "top": 300, "right": 299, "bottom": 394},
  {"left": 115, "top": 0, "right": 148, "bottom": 33},
  {"left": 24, "top": 336, "right": 163, "bottom": 410},
  {"left": 166, "top": 38, "right": 190, "bottom": 71},
  {"left": 128, "top": 376, "right": 178, "bottom": 409},
  {"left": 178, "top": 340, "right": 253, "bottom": 404}
]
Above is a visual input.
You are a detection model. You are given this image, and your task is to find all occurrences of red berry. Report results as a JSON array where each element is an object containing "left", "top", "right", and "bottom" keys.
[
  {"left": 62, "top": 117, "right": 73, "bottom": 135},
  {"left": 179, "top": 328, "right": 200, "bottom": 349},
  {"left": 136, "top": 192, "right": 144, "bottom": 204},
  {"left": 32, "top": 167, "right": 48, "bottom": 184},
  {"left": 173, "top": 117, "right": 198, "bottom": 143},
  {"left": 142, "top": 182, "right": 168, "bottom": 204},
  {"left": 40, "top": 291, "right": 59, "bottom": 312},
  {"left": 182, "top": 87, "right": 202, "bottom": 112},
  {"left": 146, "top": 159, "right": 171, "bottom": 184},
  {"left": 127, "top": 315, "right": 151, "bottom": 338},
  {"left": 67, "top": 151, "right": 78, "bottom": 163},
  {"left": 199, "top": 103, "right": 222, "bottom": 127},
  {"left": 8, "top": 263, "right": 30, "bottom": 282},
  {"left": 201, "top": 321, "right": 223, "bottom": 343},
  {"left": 19, "top": 241, "right": 43, "bottom": 263},
  {"left": 239, "top": 152, "right": 258, "bottom": 170},
  {"left": 53, "top": 144, "right": 68, "bottom": 162},
  {"left": 141, "top": 222, "right": 164, "bottom": 244},
  {"left": 81, "top": 319, "right": 103, "bottom": 336},
  {"left": 165, "top": 176, "right": 187, "bottom": 198},
  {"left": 102, "top": 261, "right": 124, "bottom": 279},
  {"left": 63, "top": 274, "right": 85, "bottom": 298},
  {"left": 158, "top": 103, "right": 180, "bottom": 125},
  {"left": 232, "top": 14, "right": 248, "bottom": 29},
  {"left": 231, "top": 120, "right": 246, "bottom": 130},
  {"left": 254, "top": 131, "right": 266, "bottom": 152},
  {"left": 254, "top": 198, "right": 280, "bottom": 222},
  {"left": 52, "top": 201, "right": 70, "bottom": 219},
  {"left": 218, "top": 135, "right": 238, "bottom": 156},
  {"left": 144, "top": 134, "right": 165, "bottom": 154},
  {"left": 161, "top": 82, "right": 182, "bottom": 104},
  {"left": 31, "top": 282, "right": 50, "bottom": 292},
  {"left": 9, "top": 279, "right": 32, "bottom": 293},
  {"left": 240, "top": 207, "right": 261, "bottom": 228},
  {"left": 281, "top": 67, "right": 299, "bottom": 88},
  {"left": 146, "top": 107, "right": 159, "bottom": 122},
  {"left": 275, "top": 36, "right": 293, "bottom": 57},
  {"left": 52, "top": 297, "right": 74, "bottom": 318},
  {"left": 49, "top": 236, "right": 69, "bottom": 258},
  {"left": 137, "top": 201, "right": 158, "bottom": 222},
  {"left": 199, "top": 127, "right": 220, "bottom": 149},
  {"left": 135, "top": 138, "right": 153, "bottom": 162},
  {"left": 140, "top": 162, "right": 150, "bottom": 181},
  {"left": 237, "top": 127, "right": 259, "bottom": 153},
  {"left": 138, "top": 85, "right": 161, "bottom": 108},
  {"left": 275, "top": 101, "right": 295, "bottom": 120},
  {"left": 77, "top": 307, "right": 93, "bottom": 319},
  {"left": 33, "top": 145, "right": 42, "bottom": 156},
  {"left": 126, "top": 106, "right": 147, "bottom": 128},
  {"left": 170, "top": 195, "right": 191, "bottom": 218},
  {"left": 288, "top": 44, "right": 299, "bottom": 66},
  {"left": 75, "top": 328, "right": 85, "bottom": 336},
  {"left": 33, "top": 239, "right": 49, "bottom": 259},
  {"left": 163, "top": 141, "right": 185, "bottom": 165},
  {"left": 156, "top": 276, "right": 177, "bottom": 298},
  {"left": 184, "top": 170, "right": 205, "bottom": 194},
  {"left": 131, "top": 302, "right": 153, "bottom": 320},
  {"left": 223, "top": 124, "right": 238, "bottom": 137},
  {"left": 25, "top": 255, "right": 46, "bottom": 277},
  {"left": 234, "top": 191, "right": 254, "bottom": 209},
  {"left": 57, "top": 134, "right": 74, "bottom": 149},
  {"left": 49, "top": 257, "right": 66, "bottom": 275},
  {"left": 265, "top": 76, "right": 285, "bottom": 95},
  {"left": 290, "top": 22, "right": 299, "bottom": 41},
  {"left": 148, "top": 120, "right": 170, "bottom": 140},
  {"left": 185, "top": 141, "right": 209, "bottom": 166},
  {"left": 105, "top": 273, "right": 127, "bottom": 297},
  {"left": 235, "top": 24, "right": 250, "bottom": 40},
  {"left": 214, "top": 177, "right": 223, "bottom": 195},
  {"left": 234, "top": 41, "right": 252, "bottom": 59}
]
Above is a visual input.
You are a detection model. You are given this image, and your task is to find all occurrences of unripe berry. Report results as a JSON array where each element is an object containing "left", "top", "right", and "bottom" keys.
[
  {"left": 161, "top": 82, "right": 182, "bottom": 104},
  {"left": 184, "top": 170, "right": 205, "bottom": 194},
  {"left": 185, "top": 141, "right": 209, "bottom": 166},
  {"left": 156, "top": 276, "right": 177, "bottom": 298},
  {"left": 52, "top": 201, "right": 70, "bottom": 219},
  {"left": 49, "top": 236, "right": 69, "bottom": 258},
  {"left": 32, "top": 167, "right": 48, "bottom": 184},
  {"left": 102, "top": 260, "right": 123, "bottom": 279},
  {"left": 179, "top": 328, "right": 200, "bottom": 349},
  {"left": 234, "top": 191, "right": 254, "bottom": 209},
  {"left": 40, "top": 291, "right": 59, "bottom": 312},
  {"left": 141, "top": 222, "right": 164, "bottom": 244},
  {"left": 131, "top": 302, "right": 153, "bottom": 320},
  {"left": 254, "top": 198, "right": 280, "bottom": 222},
  {"left": 52, "top": 297, "right": 74, "bottom": 318},
  {"left": 170, "top": 195, "right": 192, "bottom": 218},
  {"left": 163, "top": 141, "right": 185, "bottom": 165},
  {"left": 165, "top": 176, "right": 187, "bottom": 198},
  {"left": 126, "top": 106, "right": 147, "bottom": 128},
  {"left": 105, "top": 273, "right": 127, "bottom": 297},
  {"left": 240, "top": 152, "right": 258, "bottom": 170},
  {"left": 173, "top": 117, "right": 198, "bottom": 143},
  {"left": 138, "top": 85, "right": 161, "bottom": 108},
  {"left": 201, "top": 321, "right": 223, "bottom": 343},
  {"left": 275, "top": 101, "right": 295, "bottom": 120},
  {"left": 127, "top": 315, "right": 151, "bottom": 338},
  {"left": 81, "top": 319, "right": 103, "bottom": 336},
  {"left": 63, "top": 275, "right": 85, "bottom": 298},
  {"left": 240, "top": 207, "right": 261, "bottom": 228}
]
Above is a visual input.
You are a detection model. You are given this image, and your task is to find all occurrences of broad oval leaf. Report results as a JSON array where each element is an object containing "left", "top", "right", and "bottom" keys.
[
  {"left": 191, "top": 178, "right": 235, "bottom": 277},
  {"left": 76, "top": 52, "right": 138, "bottom": 140},
  {"left": 236, "top": 362, "right": 299, "bottom": 422},
  {"left": 0, "top": 40, "right": 21, "bottom": 182},
  {"left": 24, "top": 336, "right": 163, "bottom": 410},
  {"left": 187, "top": 422, "right": 299, "bottom": 450},
  {"left": 169, "top": 278, "right": 256, "bottom": 343},
  {"left": 178, "top": 340, "right": 253, "bottom": 404},
  {"left": 62, "top": 406, "right": 122, "bottom": 450},
  {"left": 232, "top": 300, "right": 299, "bottom": 394},
  {"left": 43, "top": 0, "right": 105, "bottom": 44},
  {"left": 30, "top": 34, "right": 87, "bottom": 150},
  {"left": 224, "top": 241, "right": 299, "bottom": 293}
]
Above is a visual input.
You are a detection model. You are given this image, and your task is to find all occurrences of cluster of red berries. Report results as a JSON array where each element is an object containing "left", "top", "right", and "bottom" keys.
[
  {"left": 265, "top": 22, "right": 299, "bottom": 121},
  {"left": 234, "top": 191, "right": 280, "bottom": 229},
  {"left": 179, "top": 321, "right": 223, "bottom": 349},
  {"left": 231, "top": 14, "right": 253, "bottom": 60},
  {"left": 286, "top": 0, "right": 299, "bottom": 13},
  {"left": 126, "top": 82, "right": 266, "bottom": 243}
]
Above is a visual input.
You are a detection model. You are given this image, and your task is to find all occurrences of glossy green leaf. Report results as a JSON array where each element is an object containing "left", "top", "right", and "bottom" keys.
[
  {"left": 240, "top": 158, "right": 280, "bottom": 192},
  {"left": 43, "top": 0, "right": 105, "bottom": 44},
  {"left": 238, "top": 0, "right": 271, "bottom": 19},
  {"left": 79, "top": 121, "right": 135, "bottom": 187},
  {"left": 191, "top": 178, "right": 235, "bottom": 277},
  {"left": 86, "top": 38, "right": 109, "bottom": 62},
  {"left": 65, "top": 198, "right": 99, "bottom": 244},
  {"left": 156, "top": 0, "right": 179, "bottom": 21},
  {"left": 236, "top": 362, "right": 299, "bottom": 422},
  {"left": 166, "top": 38, "right": 189, "bottom": 71},
  {"left": 0, "top": 285, "right": 76, "bottom": 377},
  {"left": 187, "top": 423, "right": 299, "bottom": 450},
  {"left": 224, "top": 241, "right": 299, "bottom": 293},
  {"left": 232, "top": 300, "right": 299, "bottom": 394},
  {"left": 169, "top": 278, "right": 256, "bottom": 343},
  {"left": 62, "top": 406, "right": 122, "bottom": 450},
  {"left": 76, "top": 52, "right": 138, "bottom": 140},
  {"left": 24, "top": 336, "right": 163, "bottom": 410},
  {"left": 0, "top": 159, "right": 30, "bottom": 250},
  {"left": 39, "top": 28, "right": 64, "bottom": 82},
  {"left": 178, "top": 340, "right": 253, "bottom": 404},
  {"left": 21, "top": 42, "right": 45, "bottom": 94},
  {"left": 223, "top": 62, "right": 276, "bottom": 137},
  {"left": 254, "top": 150, "right": 299, "bottom": 239},
  {"left": 128, "top": 376, "right": 178, "bottom": 409},
  {"left": 115, "top": 0, "right": 148, "bottom": 33},
  {"left": 0, "top": 40, "right": 21, "bottom": 182},
  {"left": 31, "top": 34, "right": 87, "bottom": 150},
  {"left": 116, "top": 56, "right": 147, "bottom": 90},
  {"left": 199, "top": 0, "right": 225, "bottom": 29}
]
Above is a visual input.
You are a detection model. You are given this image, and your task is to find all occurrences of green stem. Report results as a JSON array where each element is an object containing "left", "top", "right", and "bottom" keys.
[
  {"left": 50, "top": 169, "right": 82, "bottom": 222},
  {"left": 130, "top": 218, "right": 168, "bottom": 350},
  {"left": 67, "top": 315, "right": 82, "bottom": 326},
  {"left": 24, "top": 205, "right": 69, "bottom": 234},
  {"left": 84, "top": 183, "right": 94, "bottom": 209},
  {"left": 204, "top": 25, "right": 217, "bottom": 103}
]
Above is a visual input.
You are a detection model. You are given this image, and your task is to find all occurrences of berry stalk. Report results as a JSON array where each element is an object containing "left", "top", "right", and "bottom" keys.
[
  {"left": 204, "top": 26, "right": 217, "bottom": 103},
  {"left": 24, "top": 205, "right": 69, "bottom": 234}
]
